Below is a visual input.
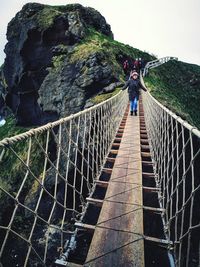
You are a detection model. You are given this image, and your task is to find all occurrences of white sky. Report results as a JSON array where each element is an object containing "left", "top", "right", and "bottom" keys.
[{"left": 0, "top": 0, "right": 200, "bottom": 66}]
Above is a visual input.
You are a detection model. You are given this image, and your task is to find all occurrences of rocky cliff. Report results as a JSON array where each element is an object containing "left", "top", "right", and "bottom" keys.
[
  {"left": 3, "top": 3, "right": 113, "bottom": 125},
  {"left": 3, "top": 2, "right": 151, "bottom": 126},
  {"left": 0, "top": 66, "right": 6, "bottom": 116}
]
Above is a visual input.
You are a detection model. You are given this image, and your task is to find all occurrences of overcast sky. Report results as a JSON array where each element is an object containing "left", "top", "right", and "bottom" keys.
[{"left": 0, "top": 0, "right": 200, "bottom": 66}]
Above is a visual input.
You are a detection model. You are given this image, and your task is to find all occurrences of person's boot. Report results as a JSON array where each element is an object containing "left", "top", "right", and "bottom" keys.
[
  {"left": 134, "top": 110, "right": 137, "bottom": 116},
  {"left": 130, "top": 111, "right": 133, "bottom": 116}
]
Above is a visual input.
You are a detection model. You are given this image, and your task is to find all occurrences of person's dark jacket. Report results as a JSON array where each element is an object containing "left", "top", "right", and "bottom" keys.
[{"left": 122, "top": 78, "right": 147, "bottom": 100}]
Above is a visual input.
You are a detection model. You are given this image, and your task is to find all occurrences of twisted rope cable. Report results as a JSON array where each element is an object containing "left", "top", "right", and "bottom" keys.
[
  {"left": 141, "top": 75, "right": 200, "bottom": 267},
  {"left": 0, "top": 89, "right": 128, "bottom": 266}
]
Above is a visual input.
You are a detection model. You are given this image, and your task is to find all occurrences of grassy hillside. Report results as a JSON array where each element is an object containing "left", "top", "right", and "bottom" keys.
[
  {"left": 0, "top": 115, "right": 28, "bottom": 140},
  {"left": 144, "top": 60, "right": 200, "bottom": 129},
  {"left": 69, "top": 27, "right": 154, "bottom": 80}
]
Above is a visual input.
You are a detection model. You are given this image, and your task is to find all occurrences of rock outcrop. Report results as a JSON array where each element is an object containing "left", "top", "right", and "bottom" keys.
[
  {"left": 3, "top": 3, "right": 114, "bottom": 125},
  {"left": 0, "top": 66, "right": 6, "bottom": 116},
  {"left": 102, "top": 81, "right": 124, "bottom": 93}
]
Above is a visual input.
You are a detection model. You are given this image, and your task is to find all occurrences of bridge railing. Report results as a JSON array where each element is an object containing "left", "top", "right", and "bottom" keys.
[
  {"left": 143, "top": 56, "right": 178, "bottom": 76},
  {"left": 141, "top": 77, "right": 200, "bottom": 267},
  {"left": 0, "top": 89, "right": 128, "bottom": 266}
]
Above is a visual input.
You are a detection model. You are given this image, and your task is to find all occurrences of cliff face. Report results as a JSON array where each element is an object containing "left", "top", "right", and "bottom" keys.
[
  {"left": 3, "top": 3, "right": 115, "bottom": 125},
  {"left": 0, "top": 66, "right": 6, "bottom": 116},
  {"left": 0, "top": 80, "right": 5, "bottom": 115}
]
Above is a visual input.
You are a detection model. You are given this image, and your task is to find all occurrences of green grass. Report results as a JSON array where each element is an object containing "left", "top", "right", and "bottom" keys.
[
  {"left": 0, "top": 115, "right": 29, "bottom": 140},
  {"left": 0, "top": 136, "right": 46, "bottom": 225},
  {"left": 52, "top": 54, "right": 66, "bottom": 71},
  {"left": 0, "top": 116, "right": 45, "bottom": 222},
  {"left": 69, "top": 28, "right": 154, "bottom": 82},
  {"left": 36, "top": 6, "right": 62, "bottom": 29},
  {"left": 144, "top": 60, "right": 200, "bottom": 129},
  {"left": 91, "top": 88, "right": 121, "bottom": 104},
  {"left": 70, "top": 28, "right": 154, "bottom": 63}
]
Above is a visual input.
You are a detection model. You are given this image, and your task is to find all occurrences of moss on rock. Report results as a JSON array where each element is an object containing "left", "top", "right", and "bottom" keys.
[
  {"left": 91, "top": 88, "right": 121, "bottom": 104},
  {"left": 36, "top": 6, "right": 62, "bottom": 30},
  {"left": 52, "top": 55, "right": 66, "bottom": 70}
]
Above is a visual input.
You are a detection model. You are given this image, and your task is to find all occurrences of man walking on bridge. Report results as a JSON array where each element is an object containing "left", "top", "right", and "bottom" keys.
[{"left": 121, "top": 71, "right": 147, "bottom": 116}]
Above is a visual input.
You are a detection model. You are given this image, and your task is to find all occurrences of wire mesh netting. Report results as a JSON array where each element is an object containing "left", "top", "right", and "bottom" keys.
[
  {"left": 0, "top": 90, "right": 128, "bottom": 266},
  {"left": 142, "top": 89, "right": 200, "bottom": 267}
]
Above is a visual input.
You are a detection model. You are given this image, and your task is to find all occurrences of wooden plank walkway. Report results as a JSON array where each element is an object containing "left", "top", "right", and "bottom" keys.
[{"left": 85, "top": 109, "right": 144, "bottom": 266}]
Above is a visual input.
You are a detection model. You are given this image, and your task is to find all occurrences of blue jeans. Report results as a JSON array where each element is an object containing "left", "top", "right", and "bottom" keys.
[{"left": 130, "top": 97, "right": 138, "bottom": 111}]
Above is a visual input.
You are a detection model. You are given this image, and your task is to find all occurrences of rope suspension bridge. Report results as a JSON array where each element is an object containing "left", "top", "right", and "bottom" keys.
[{"left": 0, "top": 57, "right": 199, "bottom": 267}]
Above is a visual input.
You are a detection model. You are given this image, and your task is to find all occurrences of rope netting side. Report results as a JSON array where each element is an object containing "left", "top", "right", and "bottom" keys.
[
  {"left": 142, "top": 89, "right": 200, "bottom": 267},
  {"left": 0, "top": 89, "right": 128, "bottom": 266}
]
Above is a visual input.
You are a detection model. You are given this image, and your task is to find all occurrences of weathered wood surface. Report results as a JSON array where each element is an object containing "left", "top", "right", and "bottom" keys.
[{"left": 85, "top": 109, "right": 144, "bottom": 267}]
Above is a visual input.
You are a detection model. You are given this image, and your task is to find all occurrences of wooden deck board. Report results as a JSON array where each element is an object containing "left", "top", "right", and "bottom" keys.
[
  {"left": 86, "top": 108, "right": 144, "bottom": 267},
  {"left": 105, "top": 182, "right": 142, "bottom": 204}
]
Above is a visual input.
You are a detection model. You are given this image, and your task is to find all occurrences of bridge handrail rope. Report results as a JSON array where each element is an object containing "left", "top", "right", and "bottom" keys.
[
  {"left": 0, "top": 90, "right": 125, "bottom": 147},
  {"left": 0, "top": 89, "right": 128, "bottom": 266},
  {"left": 143, "top": 56, "right": 178, "bottom": 76},
  {"left": 141, "top": 73, "right": 200, "bottom": 267}
]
